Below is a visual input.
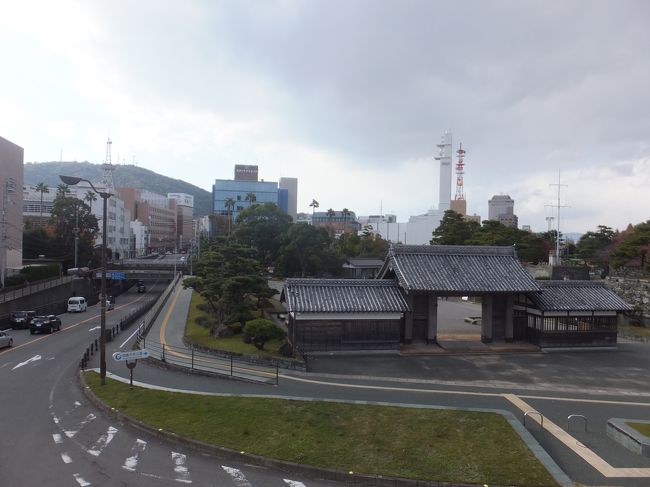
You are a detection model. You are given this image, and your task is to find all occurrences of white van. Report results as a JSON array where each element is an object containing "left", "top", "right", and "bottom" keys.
[{"left": 67, "top": 297, "right": 87, "bottom": 313}]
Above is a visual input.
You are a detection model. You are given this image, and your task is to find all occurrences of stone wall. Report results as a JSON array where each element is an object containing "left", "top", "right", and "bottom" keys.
[{"left": 606, "top": 276, "right": 650, "bottom": 324}]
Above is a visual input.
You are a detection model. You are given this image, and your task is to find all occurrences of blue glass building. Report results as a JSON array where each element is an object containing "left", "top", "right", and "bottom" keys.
[{"left": 212, "top": 179, "right": 279, "bottom": 220}]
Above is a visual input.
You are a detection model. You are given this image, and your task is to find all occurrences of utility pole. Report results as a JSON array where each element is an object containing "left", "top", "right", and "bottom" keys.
[{"left": 73, "top": 204, "right": 79, "bottom": 268}]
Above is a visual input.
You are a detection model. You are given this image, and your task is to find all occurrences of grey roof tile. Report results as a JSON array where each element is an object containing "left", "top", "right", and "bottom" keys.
[
  {"left": 530, "top": 281, "right": 633, "bottom": 311},
  {"left": 381, "top": 245, "right": 541, "bottom": 293},
  {"left": 283, "top": 278, "right": 410, "bottom": 313}
]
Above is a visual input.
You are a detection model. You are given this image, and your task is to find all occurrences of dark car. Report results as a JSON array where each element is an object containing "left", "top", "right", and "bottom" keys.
[
  {"left": 136, "top": 282, "right": 146, "bottom": 293},
  {"left": 10, "top": 311, "right": 36, "bottom": 329},
  {"left": 30, "top": 315, "right": 62, "bottom": 335}
]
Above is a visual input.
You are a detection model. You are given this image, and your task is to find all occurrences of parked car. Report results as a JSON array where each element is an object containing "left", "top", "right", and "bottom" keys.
[
  {"left": 67, "top": 296, "right": 87, "bottom": 313},
  {"left": 0, "top": 330, "right": 13, "bottom": 348},
  {"left": 30, "top": 315, "right": 62, "bottom": 334},
  {"left": 9, "top": 310, "right": 36, "bottom": 329}
]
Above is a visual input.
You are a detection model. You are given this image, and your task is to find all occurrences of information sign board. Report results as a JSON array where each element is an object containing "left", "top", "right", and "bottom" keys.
[{"left": 112, "top": 349, "right": 149, "bottom": 361}]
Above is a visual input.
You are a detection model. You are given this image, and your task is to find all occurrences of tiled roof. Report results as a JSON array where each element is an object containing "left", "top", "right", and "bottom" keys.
[
  {"left": 282, "top": 279, "right": 410, "bottom": 313},
  {"left": 344, "top": 258, "right": 385, "bottom": 268},
  {"left": 529, "top": 281, "right": 633, "bottom": 311},
  {"left": 380, "top": 244, "right": 541, "bottom": 293}
]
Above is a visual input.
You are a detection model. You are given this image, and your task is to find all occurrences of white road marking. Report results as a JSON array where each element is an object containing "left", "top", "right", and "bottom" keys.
[
  {"left": 172, "top": 452, "right": 192, "bottom": 483},
  {"left": 11, "top": 354, "right": 42, "bottom": 370},
  {"left": 74, "top": 401, "right": 81, "bottom": 407},
  {"left": 120, "top": 326, "right": 144, "bottom": 348},
  {"left": 222, "top": 466, "right": 251, "bottom": 486},
  {"left": 88, "top": 426, "right": 118, "bottom": 456},
  {"left": 73, "top": 473, "right": 91, "bottom": 486},
  {"left": 88, "top": 326, "right": 100, "bottom": 332},
  {"left": 122, "top": 439, "right": 147, "bottom": 471},
  {"left": 505, "top": 394, "right": 650, "bottom": 478},
  {"left": 53, "top": 433, "right": 63, "bottom": 444},
  {"left": 52, "top": 416, "right": 60, "bottom": 424},
  {"left": 64, "top": 413, "right": 96, "bottom": 438},
  {"left": 284, "top": 480, "right": 307, "bottom": 487},
  {"left": 61, "top": 452, "right": 72, "bottom": 464}
]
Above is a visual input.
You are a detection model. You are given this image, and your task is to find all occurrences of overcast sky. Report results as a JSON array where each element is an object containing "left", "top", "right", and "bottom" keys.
[{"left": 1, "top": 0, "right": 649, "bottom": 233}]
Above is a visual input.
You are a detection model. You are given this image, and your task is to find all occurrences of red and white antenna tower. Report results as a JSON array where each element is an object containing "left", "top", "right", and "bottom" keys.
[
  {"left": 101, "top": 138, "right": 115, "bottom": 192},
  {"left": 454, "top": 142, "right": 466, "bottom": 200}
]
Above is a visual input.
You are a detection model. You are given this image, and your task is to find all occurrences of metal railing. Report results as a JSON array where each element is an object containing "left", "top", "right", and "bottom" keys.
[{"left": 135, "top": 330, "right": 279, "bottom": 385}]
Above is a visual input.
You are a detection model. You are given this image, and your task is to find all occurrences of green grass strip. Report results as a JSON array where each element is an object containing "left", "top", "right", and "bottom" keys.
[
  {"left": 85, "top": 372, "right": 557, "bottom": 486},
  {"left": 627, "top": 421, "right": 650, "bottom": 437},
  {"left": 184, "top": 291, "right": 285, "bottom": 358}
]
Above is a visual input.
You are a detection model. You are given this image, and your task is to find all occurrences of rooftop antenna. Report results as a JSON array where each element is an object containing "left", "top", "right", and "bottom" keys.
[
  {"left": 546, "top": 170, "right": 569, "bottom": 264},
  {"left": 101, "top": 137, "right": 115, "bottom": 192},
  {"left": 454, "top": 142, "right": 466, "bottom": 201}
]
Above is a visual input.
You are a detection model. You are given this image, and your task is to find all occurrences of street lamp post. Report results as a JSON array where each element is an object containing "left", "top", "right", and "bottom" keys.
[{"left": 60, "top": 175, "right": 111, "bottom": 385}]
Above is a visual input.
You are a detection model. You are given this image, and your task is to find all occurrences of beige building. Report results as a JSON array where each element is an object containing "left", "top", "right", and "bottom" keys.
[
  {"left": 168, "top": 193, "right": 194, "bottom": 251},
  {"left": 0, "top": 136, "right": 24, "bottom": 286},
  {"left": 118, "top": 188, "right": 177, "bottom": 253}
]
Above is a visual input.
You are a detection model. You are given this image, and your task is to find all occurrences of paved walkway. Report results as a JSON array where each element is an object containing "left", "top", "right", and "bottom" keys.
[{"left": 100, "top": 279, "right": 650, "bottom": 486}]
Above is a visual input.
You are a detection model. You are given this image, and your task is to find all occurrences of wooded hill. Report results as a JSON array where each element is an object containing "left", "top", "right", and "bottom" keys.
[{"left": 24, "top": 161, "right": 212, "bottom": 217}]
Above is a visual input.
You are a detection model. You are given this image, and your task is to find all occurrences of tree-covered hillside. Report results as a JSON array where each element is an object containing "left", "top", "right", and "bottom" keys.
[{"left": 24, "top": 161, "right": 212, "bottom": 216}]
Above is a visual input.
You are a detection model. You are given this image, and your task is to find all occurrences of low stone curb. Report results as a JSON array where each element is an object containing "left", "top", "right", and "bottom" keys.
[
  {"left": 607, "top": 418, "right": 650, "bottom": 457},
  {"left": 78, "top": 370, "right": 508, "bottom": 487}
]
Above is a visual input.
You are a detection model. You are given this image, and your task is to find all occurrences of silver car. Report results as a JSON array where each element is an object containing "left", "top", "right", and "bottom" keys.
[{"left": 0, "top": 330, "right": 13, "bottom": 349}]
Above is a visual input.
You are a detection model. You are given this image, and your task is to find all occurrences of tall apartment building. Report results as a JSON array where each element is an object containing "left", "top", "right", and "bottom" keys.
[
  {"left": 488, "top": 194, "right": 518, "bottom": 228},
  {"left": 168, "top": 193, "right": 194, "bottom": 251},
  {"left": 119, "top": 188, "right": 177, "bottom": 253},
  {"left": 0, "top": 136, "right": 24, "bottom": 286}
]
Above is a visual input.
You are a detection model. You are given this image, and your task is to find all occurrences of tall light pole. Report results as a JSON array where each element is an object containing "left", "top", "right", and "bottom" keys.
[{"left": 60, "top": 175, "right": 111, "bottom": 385}]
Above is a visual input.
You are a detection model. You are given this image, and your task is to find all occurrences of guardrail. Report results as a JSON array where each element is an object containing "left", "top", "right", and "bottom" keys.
[
  {"left": 79, "top": 274, "right": 279, "bottom": 385},
  {"left": 136, "top": 330, "right": 279, "bottom": 385}
]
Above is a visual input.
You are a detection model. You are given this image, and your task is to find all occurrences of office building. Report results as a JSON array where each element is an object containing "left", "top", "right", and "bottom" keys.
[
  {"left": 0, "top": 136, "right": 24, "bottom": 286},
  {"left": 168, "top": 193, "right": 194, "bottom": 251},
  {"left": 119, "top": 188, "right": 177, "bottom": 253},
  {"left": 279, "top": 177, "right": 298, "bottom": 221},
  {"left": 488, "top": 194, "right": 518, "bottom": 228},
  {"left": 234, "top": 164, "right": 258, "bottom": 181}
]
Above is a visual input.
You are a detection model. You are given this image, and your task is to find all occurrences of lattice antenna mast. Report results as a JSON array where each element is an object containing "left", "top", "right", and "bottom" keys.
[
  {"left": 454, "top": 143, "right": 466, "bottom": 200},
  {"left": 101, "top": 137, "right": 115, "bottom": 193},
  {"left": 546, "top": 170, "right": 569, "bottom": 264}
]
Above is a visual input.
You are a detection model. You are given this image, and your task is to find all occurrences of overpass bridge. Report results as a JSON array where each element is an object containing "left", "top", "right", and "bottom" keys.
[{"left": 105, "top": 259, "right": 188, "bottom": 281}]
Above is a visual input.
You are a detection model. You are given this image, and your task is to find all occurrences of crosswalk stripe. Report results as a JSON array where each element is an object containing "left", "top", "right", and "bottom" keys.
[
  {"left": 73, "top": 473, "right": 91, "bottom": 486},
  {"left": 52, "top": 433, "right": 63, "bottom": 444},
  {"left": 283, "top": 480, "right": 307, "bottom": 487},
  {"left": 65, "top": 413, "right": 96, "bottom": 438},
  {"left": 222, "top": 466, "right": 252, "bottom": 487},
  {"left": 172, "top": 451, "right": 192, "bottom": 483},
  {"left": 88, "top": 426, "right": 118, "bottom": 456},
  {"left": 122, "top": 439, "right": 147, "bottom": 471}
]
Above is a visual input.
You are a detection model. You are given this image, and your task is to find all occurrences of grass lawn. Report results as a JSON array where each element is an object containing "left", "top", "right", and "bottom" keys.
[
  {"left": 627, "top": 422, "right": 650, "bottom": 437},
  {"left": 85, "top": 372, "right": 557, "bottom": 486},
  {"left": 184, "top": 291, "right": 287, "bottom": 359}
]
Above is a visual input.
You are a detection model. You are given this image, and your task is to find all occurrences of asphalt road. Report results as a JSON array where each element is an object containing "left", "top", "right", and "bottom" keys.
[
  {"left": 0, "top": 282, "right": 328, "bottom": 487},
  {"left": 103, "top": 284, "right": 650, "bottom": 487}
]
